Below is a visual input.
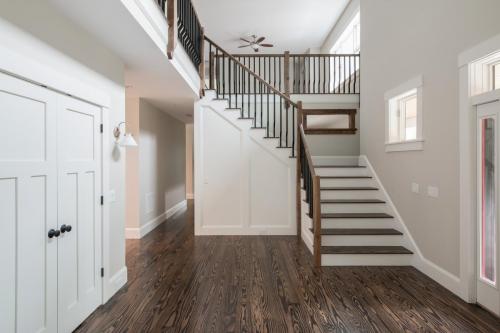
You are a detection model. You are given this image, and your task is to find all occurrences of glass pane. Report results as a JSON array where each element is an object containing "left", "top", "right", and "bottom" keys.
[
  {"left": 388, "top": 100, "right": 400, "bottom": 142},
  {"left": 494, "top": 63, "right": 500, "bottom": 90},
  {"left": 404, "top": 95, "right": 417, "bottom": 140},
  {"left": 481, "top": 118, "right": 496, "bottom": 284}
]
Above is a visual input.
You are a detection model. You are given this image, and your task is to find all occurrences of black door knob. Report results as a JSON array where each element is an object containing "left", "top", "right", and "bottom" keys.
[
  {"left": 61, "top": 224, "right": 72, "bottom": 233},
  {"left": 48, "top": 229, "right": 60, "bottom": 238}
]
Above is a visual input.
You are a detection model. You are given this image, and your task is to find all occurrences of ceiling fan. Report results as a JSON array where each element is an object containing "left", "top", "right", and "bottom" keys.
[{"left": 239, "top": 35, "right": 274, "bottom": 52}]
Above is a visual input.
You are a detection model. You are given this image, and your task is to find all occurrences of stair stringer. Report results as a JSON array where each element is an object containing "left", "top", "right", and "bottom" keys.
[{"left": 194, "top": 91, "right": 297, "bottom": 236}]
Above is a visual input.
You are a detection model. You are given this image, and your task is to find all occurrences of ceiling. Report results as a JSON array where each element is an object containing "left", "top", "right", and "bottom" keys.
[
  {"left": 193, "top": 0, "right": 350, "bottom": 54},
  {"left": 48, "top": 0, "right": 198, "bottom": 123}
]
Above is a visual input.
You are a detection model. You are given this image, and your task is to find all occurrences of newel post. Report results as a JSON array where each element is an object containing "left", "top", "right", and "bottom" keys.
[
  {"left": 284, "top": 51, "right": 290, "bottom": 108},
  {"left": 199, "top": 27, "right": 205, "bottom": 97},
  {"left": 167, "top": 0, "right": 177, "bottom": 59},
  {"left": 296, "top": 101, "right": 303, "bottom": 240}
]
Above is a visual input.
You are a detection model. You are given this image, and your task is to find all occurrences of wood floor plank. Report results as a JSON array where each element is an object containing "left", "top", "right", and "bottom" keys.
[{"left": 75, "top": 201, "right": 500, "bottom": 333}]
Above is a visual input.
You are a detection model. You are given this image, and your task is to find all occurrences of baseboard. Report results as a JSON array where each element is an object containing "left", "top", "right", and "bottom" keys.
[
  {"left": 186, "top": 193, "right": 194, "bottom": 199},
  {"left": 359, "top": 155, "right": 465, "bottom": 301},
  {"left": 103, "top": 266, "right": 127, "bottom": 303},
  {"left": 126, "top": 200, "right": 187, "bottom": 239}
]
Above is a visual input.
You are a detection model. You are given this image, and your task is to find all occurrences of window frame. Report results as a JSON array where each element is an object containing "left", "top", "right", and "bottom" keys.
[{"left": 384, "top": 75, "right": 424, "bottom": 152}]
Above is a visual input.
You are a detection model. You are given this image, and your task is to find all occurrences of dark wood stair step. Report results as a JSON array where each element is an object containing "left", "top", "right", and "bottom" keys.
[
  {"left": 321, "top": 199, "right": 386, "bottom": 204},
  {"left": 314, "top": 165, "right": 366, "bottom": 168},
  {"left": 321, "top": 187, "right": 378, "bottom": 191},
  {"left": 321, "top": 246, "right": 413, "bottom": 255},
  {"left": 310, "top": 228, "right": 402, "bottom": 235},
  {"left": 321, "top": 213, "right": 394, "bottom": 219}
]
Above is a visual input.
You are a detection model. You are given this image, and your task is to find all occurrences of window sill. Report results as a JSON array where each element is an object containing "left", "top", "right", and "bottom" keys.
[{"left": 385, "top": 139, "right": 424, "bottom": 152}]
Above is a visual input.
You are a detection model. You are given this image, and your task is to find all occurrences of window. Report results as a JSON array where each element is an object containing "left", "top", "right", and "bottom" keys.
[
  {"left": 493, "top": 62, "right": 500, "bottom": 90},
  {"left": 329, "top": 11, "right": 360, "bottom": 93},
  {"left": 385, "top": 76, "right": 424, "bottom": 152},
  {"left": 329, "top": 11, "right": 360, "bottom": 55}
]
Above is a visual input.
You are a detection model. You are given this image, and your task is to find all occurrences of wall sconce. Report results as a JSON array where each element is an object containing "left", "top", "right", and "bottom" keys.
[{"left": 113, "top": 122, "right": 138, "bottom": 147}]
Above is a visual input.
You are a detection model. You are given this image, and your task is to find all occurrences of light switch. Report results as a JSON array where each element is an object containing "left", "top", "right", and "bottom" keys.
[
  {"left": 411, "top": 183, "right": 419, "bottom": 193},
  {"left": 427, "top": 186, "right": 439, "bottom": 198}
]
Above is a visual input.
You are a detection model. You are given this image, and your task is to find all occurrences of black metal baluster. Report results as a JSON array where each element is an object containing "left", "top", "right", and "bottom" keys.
[
  {"left": 216, "top": 49, "right": 219, "bottom": 98},
  {"left": 323, "top": 56, "right": 326, "bottom": 94},
  {"left": 353, "top": 55, "right": 358, "bottom": 94},
  {"left": 273, "top": 92, "right": 276, "bottom": 138},
  {"left": 291, "top": 105, "right": 295, "bottom": 157},
  {"left": 279, "top": 96, "right": 283, "bottom": 147}
]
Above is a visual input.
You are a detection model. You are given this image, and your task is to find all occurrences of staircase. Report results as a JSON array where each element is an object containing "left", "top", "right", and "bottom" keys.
[
  {"left": 300, "top": 155, "right": 414, "bottom": 266},
  {"left": 199, "top": 36, "right": 414, "bottom": 266}
]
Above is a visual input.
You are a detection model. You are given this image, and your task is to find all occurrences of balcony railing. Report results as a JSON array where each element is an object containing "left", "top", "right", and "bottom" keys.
[{"left": 157, "top": 0, "right": 203, "bottom": 69}]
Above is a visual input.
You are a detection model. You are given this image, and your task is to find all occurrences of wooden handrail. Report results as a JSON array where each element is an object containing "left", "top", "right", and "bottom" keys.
[
  {"left": 298, "top": 123, "right": 322, "bottom": 267},
  {"left": 220, "top": 53, "right": 360, "bottom": 57},
  {"left": 204, "top": 36, "right": 298, "bottom": 109},
  {"left": 299, "top": 125, "right": 316, "bottom": 178}
]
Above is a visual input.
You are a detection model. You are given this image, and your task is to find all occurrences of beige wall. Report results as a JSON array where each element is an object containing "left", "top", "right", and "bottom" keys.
[
  {"left": 360, "top": 0, "right": 500, "bottom": 275},
  {"left": 125, "top": 98, "right": 140, "bottom": 228},
  {"left": 139, "top": 99, "right": 186, "bottom": 226}
]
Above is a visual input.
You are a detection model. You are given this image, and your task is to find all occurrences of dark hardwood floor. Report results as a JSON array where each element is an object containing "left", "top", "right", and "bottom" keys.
[{"left": 76, "top": 201, "right": 500, "bottom": 332}]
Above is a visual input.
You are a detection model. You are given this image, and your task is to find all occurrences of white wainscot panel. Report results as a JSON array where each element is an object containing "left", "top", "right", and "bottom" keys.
[
  {"left": 202, "top": 108, "right": 243, "bottom": 228},
  {"left": 249, "top": 138, "right": 291, "bottom": 230}
]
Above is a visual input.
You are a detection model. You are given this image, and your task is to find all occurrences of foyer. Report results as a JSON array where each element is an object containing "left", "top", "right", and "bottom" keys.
[{"left": 75, "top": 201, "right": 500, "bottom": 332}]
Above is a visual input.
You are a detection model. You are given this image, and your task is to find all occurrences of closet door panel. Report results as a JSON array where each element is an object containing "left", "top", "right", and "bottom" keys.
[
  {"left": 0, "top": 73, "right": 58, "bottom": 333},
  {"left": 57, "top": 95, "right": 102, "bottom": 333}
]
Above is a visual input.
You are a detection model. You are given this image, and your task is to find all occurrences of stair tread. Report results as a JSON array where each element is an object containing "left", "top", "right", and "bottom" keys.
[
  {"left": 320, "top": 176, "right": 372, "bottom": 179},
  {"left": 314, "top": 165, "right": 366, "bottom": 168},
  {"left": 321, "top": 187, "right": 378, "bottom": 191},
  {"left": 321, "top": 199, "right": 386, "bottom": 204},
  {"left": 322, "top": 246, "right": 413, "bottom": 255},
  {"left": 310, "top": 228, "right": 402, "bottom": 235},
  {"left": 321, "top": 213, "right": 394, "bottom": 219}
]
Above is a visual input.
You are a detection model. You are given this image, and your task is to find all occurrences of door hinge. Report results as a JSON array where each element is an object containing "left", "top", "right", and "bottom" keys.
[
  {"left": 100, "top": 124, "right": 103, "bottom": 133},
  {"left": 101, "top": 195, "right": 104, "bottom": 205},
  {"left": 101, "top": 268, "right": 104, "bottom": 277}
]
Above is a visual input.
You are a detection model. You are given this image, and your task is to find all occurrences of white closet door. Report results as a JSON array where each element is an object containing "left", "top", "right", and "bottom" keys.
[
  {"left": 57, "top": 95, "right": 102, "bottom": 333},
  {"left": 0, "top": 73, "right": 58, "bottom": 333}
]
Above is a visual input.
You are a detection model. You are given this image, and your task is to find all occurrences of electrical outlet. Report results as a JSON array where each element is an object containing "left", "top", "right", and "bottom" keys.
[
  {"left": 411, "top": 183, "right": 419, "bottom": 193},
  {"left": 427, "top": 186, "right": 439, "bottom": 198}
]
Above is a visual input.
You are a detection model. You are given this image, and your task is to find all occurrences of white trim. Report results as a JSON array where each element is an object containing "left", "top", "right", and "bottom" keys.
[
  {"left": 385, "top": 139, "right": 424, "bottom": 152},
  {"left": 186, "top": 193, "right": 194, "bottom": 199},
  {"left": 459, "top": 33, "right": 500, "bottom": 68},
  {"left": 384, "top": 75, "right": 423, "bottom": 101},
  {"left": 125, "top": 200, "right": 187, "bottom": 239},
  {"left": 458, "top": 32, "right": 500, "bottom": 303},
  {"left": 359, "top": 155, "right": 464, "bottom": 298},
  {"left": 385, "top": 76, "right": 424, "bottom": 148},
  {"left": 106, "top": 266, "right": 128, "bottom": 300}
]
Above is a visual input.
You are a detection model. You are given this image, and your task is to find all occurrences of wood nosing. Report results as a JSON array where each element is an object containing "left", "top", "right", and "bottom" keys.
[
  {"left": 321, "top": 246, "right": 413, "bottom": 255},
  {"left": 310, "top": 228, "right": 403, "bottom": 235}
]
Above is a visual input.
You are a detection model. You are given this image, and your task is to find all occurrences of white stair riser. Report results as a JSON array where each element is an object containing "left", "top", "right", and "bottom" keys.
[
  {"left": 321, "top": 203, "right": 389, "bottom": 213},
  {"left": 321, "top": 235, "right": 403, "bottom": 246},
  {"left": 320, "top": 190, "right": 383, "bottom": 200},
  {"left": 312, "top": 156, "right": 359, "bottom": 166},
  {"left": 315, "top": 167, "right": 369, "bottom": 177},
  {"left": 321, "top": 254, "right": 412, "bottom": 266},
  {"left": 321, "top": 218, "right": 397, "bottom": 229},
  {"left": 320, "top": 178, "right": 376, "bottom": 187}
]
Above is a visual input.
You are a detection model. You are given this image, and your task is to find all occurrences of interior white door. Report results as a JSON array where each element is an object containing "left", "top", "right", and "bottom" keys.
[
  {"left": 476, "top": 101, "right": 500, "bottom": 316},
  {"left": 57, "top": 95, "right": 102, "bottom": 332},
  {"left": 0, "top": 73, "right": 58, "bottom": 333}
]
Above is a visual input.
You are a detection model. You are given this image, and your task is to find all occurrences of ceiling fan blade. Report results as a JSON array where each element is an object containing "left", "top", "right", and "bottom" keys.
[
  {"left": 238, "top": 45, "right": 250, "bottom": 48},
  {"left": 240, "top": 38, "right": 251, "bottom": 43},
  {"left": 260, "top": 44, "right": 274, "bottom": 47},
  {"left": 256, "top": 36, "right": 265, "bottom": 43}
]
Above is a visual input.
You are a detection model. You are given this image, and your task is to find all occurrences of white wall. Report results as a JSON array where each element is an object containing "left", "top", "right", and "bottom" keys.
[
  {"left": 0, "top": 0, "right": 127, "bottom": 300},
  {"left": 138, "top": 99, "right": 186, "bottom": 229},
  {"left": 360, "top": 0, "right": 500, "bottom": 277},
  {"left": 186, "top": 124, "right": 194, "bottom": 198},
  {"left": 321, "top": 0, "right": 360, "bottom": 53}
]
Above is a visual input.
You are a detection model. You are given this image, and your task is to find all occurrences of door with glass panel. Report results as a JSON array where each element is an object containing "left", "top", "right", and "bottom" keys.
[{"left": 477, "top": 102, "right": 500, "bottom": 315}]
